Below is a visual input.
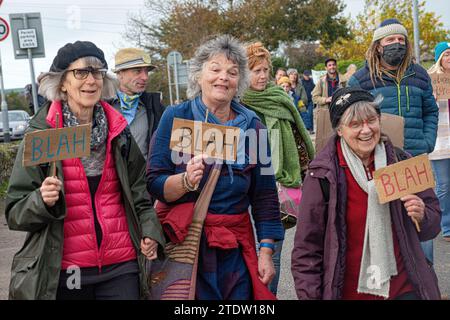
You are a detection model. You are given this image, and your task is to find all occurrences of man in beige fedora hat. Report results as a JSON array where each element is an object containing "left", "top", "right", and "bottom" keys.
[{"left": 110, "top": 48, "right": 165, "bottom": 160}]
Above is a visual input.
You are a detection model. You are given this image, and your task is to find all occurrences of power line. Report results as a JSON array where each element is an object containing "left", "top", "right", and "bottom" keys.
[
  {"left": 43, "top": 17, "right": 127, "bottom": 27},
  {"left": 6, "top": 2, "right": 145, "bottom": 11},
  {"left": 43, "top": 23, "right": 124, "bottom": 35}
]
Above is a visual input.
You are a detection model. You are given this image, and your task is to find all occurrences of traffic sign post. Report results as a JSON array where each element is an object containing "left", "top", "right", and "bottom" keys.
[
  {"left": 167, "top": 51, "right": 189, "bottom": 105},
  {"left": 0, "top": 16, "right": 10, "bottom": 142},
  {"left": 10, "top": 12, "right": 45, "bottom": 115}
]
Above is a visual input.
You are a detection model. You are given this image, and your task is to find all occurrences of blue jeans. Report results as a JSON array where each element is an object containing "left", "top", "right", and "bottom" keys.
[
  {"left": 300, "top": 102, "right": 314, "bottom": 131},
  {"left": 420, "top": 239, "right": 434, "bottom": 265},
  {"left": 269, "top": 239, "right": 283, "bottom": 295},
  {"left": 431, "top": 159, "right": 450, "bottom": 236}
]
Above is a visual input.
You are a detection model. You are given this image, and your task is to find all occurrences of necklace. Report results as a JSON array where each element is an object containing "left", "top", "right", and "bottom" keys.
[{"left": 205, "top": 108, "right": 234, "bottom": 123}]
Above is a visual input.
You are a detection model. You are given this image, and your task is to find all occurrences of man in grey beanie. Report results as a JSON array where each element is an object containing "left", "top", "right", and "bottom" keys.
[{"left": 348, "top": 18, "right": 439, "bottom": 265}]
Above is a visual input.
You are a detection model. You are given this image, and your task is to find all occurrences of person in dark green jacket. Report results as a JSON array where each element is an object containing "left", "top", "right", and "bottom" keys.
[{"left": 5, "top": 41, "right": 165, "bottom": 300}]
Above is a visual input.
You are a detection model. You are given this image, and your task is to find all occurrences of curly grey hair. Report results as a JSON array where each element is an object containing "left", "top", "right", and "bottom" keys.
[
  {"left": 38, "top": 56, "right": 117, "bottom": 102},
  {"left": 187, "top": 35, "right": 249, "bottom": 100}
]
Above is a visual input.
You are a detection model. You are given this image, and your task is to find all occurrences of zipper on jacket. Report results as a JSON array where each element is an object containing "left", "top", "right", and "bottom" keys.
[
  {"left": 406, "top": 85, "right": 410, "bottom": 112},
  {"left": 400, "top": 71, "right": 415, "bottom": 114},
  {"left": 396, "top": 82, "right": 402, "bottom": 116}
]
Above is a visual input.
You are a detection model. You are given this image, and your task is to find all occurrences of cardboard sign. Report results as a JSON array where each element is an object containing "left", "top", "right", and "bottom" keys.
[
  {"left": 169, "top": 118, "right": 240, "bottom": 161},
  {"left": 373, "top": 154, "right": 435, "bottom": 204},
  {"left": 431, "top": 100, "right": 450, "bottom": 158},
  {"left": 315, "top": 109, "right": 404, "bottom": 153},
  {"left": 23, "top": 124, "right": 91, "bottom": 167},
  {"left": 430, "top": 73, "right": 450, "bottom": 100}
]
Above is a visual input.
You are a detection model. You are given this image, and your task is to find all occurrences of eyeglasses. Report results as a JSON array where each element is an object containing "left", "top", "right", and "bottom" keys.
[
  {"left": 66, "top": 67, "right": 107, "bottom": 80},
  {"left": 346, "top": 116, "right": 380, "bottom": 131}
]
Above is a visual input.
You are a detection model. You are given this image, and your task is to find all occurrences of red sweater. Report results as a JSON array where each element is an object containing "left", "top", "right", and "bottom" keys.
[{"left": 337, "top": 142, "right": 415, "bottom": 300}]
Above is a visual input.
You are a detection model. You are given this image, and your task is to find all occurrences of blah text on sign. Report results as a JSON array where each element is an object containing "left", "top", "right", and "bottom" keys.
[
  {"left": 169, "top": 118, "right": 240, "bottom": 161},
  {"left": 373, "top": 154, "right": 435, "bottom": 204},
  {"left": 23, "top": 124, "right": 91, "bottom": 167}
]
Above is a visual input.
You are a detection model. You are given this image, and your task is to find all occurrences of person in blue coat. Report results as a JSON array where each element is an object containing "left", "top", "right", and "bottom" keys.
[{"left": 348, "top": 18, "right": 439, "bottom": 264}]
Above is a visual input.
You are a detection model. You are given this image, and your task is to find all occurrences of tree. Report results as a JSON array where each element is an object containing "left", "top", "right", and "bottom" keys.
[
  {"left": 125, "top": 0, "right": 351, "bottom": 104},
  {"left": 284, "top": 42, "right": 325, "bottom": 73},
  {"left": 126, "top": 0, "right": 351, "bottom": 57},
  {"left": 6, "top": 91, "right": 29, "bottom": 113},
  {"left": 321, "top": 0, "right": 450, "bottom": 62}
]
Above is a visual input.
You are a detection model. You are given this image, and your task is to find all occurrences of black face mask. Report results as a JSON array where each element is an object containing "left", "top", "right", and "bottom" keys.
[{"left": 381, "top": 43, "right": 407, "bottom": 66}]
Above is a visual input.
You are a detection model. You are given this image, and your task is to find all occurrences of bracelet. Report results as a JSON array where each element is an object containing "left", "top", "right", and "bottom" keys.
[
  {"left": 259, "top": 242, "right": 275, "bottom": 252},
  {"left": 182, "top": 172, "right": 198, "bottom": 192}
]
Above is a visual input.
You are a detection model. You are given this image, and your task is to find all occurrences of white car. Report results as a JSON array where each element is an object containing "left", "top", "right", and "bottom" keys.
[{"left": 0, "top": 110, "right": 31, "bottom": 141}]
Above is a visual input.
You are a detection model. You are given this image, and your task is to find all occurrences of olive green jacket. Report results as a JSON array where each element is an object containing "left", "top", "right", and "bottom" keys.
[{"left": 5, "top": 102, "right": 165, "bottom": 300}]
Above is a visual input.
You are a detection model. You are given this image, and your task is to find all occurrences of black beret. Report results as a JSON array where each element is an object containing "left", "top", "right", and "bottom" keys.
[
  {"left": 329, "top": 87, "right": 378, "bottom": 128},
  {"left": 50, "top": 41, "right": 107, "bottom": 72}
]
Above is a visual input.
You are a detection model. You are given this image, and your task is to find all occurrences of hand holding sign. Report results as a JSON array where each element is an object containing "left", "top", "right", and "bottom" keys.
[
  {"left": 40, "top": 176, "right": 62, "bottom": 207},
  {"left": 186, "top": 153, "right": 209, "bottom": 189},
  {"left": 400, "top": 194, "right": 425, "bottom": 232}
]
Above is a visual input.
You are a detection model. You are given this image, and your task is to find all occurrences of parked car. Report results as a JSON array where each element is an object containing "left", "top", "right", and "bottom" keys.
[{"left": 0, "top": 110, "right": 31, "bottom": 141}]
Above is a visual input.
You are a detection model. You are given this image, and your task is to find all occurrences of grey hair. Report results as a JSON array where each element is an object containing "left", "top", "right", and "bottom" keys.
[
  {"left": 187, "top": 35, "right": 249, "bottom": 100},
  {"left": 39, "top": 56, "right": 118, "bottom": 101},
  {"left": 337, "top": 95, "right": 384, "bottom": 130},
  {"left": 286, "top": 68, "right": 298, "bottom": 76}
]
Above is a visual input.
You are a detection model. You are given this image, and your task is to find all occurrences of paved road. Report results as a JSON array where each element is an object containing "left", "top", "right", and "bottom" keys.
[
  {"left": 0, "top": 200, "right": 26, "bottom": 300},
  {"left": 0, "top": 199, "right": 449, "bottom": 300}
]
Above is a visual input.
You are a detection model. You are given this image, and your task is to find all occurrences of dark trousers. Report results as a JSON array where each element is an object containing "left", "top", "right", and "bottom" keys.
[
  {"left": 56, "top": 272, "right": 140, "bottom": 300},
  {"left": 395, "top": 291, "right": 421, "bottom": 300}
]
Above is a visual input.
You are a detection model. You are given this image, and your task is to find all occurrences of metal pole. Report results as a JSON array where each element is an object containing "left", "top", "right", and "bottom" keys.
[
  {"left": 0, "top": 49, "right": 11, "bottom": 142},
  {"left": 412, "top": 0, "right": 421, "bottom": 64},
  {"left": 23, "top": 14, "right": 39, "bottom": 114},
  {"left": 174, "top": 57, "right": 180, "bottom": 103},
  {"left": 167, "top": 57, "right": 173, "bottom": 106}
]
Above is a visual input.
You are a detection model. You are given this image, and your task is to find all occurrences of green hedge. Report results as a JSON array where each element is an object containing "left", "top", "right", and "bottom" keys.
[{"left": 0, "top": 142, "right": 20, "bottom": 198}]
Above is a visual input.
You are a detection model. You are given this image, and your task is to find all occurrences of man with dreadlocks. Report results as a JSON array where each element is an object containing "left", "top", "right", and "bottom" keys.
[
  {"left": 348, "top": 18, "right": 439, "bottom": 266},
  {"left": 349, "top": 18, "right": 438, "bottom": 156}
]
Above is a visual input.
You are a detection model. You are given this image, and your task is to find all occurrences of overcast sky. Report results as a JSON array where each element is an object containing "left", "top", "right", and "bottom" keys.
[{"left": 0, "top": 0, "right": 449, "bottom": 89}]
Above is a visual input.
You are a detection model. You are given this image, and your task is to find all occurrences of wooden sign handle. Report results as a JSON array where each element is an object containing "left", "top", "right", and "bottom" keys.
[
  {"left": 51, "top": 113, "right": 59, "bottom": 177},
  {"left": 412, "top": 217, "right": 421, "bottom": 233}
]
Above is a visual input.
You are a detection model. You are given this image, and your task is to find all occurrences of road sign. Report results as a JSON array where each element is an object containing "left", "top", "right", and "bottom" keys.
[
  {"left": 0, "top": 17, "right": 10, "bottom": 42},
  {"left": 167, "top": 51, "right": 183, "bottom": 67},
  {"left": 9, "top": 12, "right": 45, "bottom": 59},
  {"left": 175, "top": 62, "right": 188, "bottom": 87},
  {"left": 18, "top": 28, "right": 38, "bottom": 49}
]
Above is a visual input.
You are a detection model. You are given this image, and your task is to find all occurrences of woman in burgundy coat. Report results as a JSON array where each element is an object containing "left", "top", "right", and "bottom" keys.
[{"left": 291, "top": 87, "right": 441, "bottom": 300}]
